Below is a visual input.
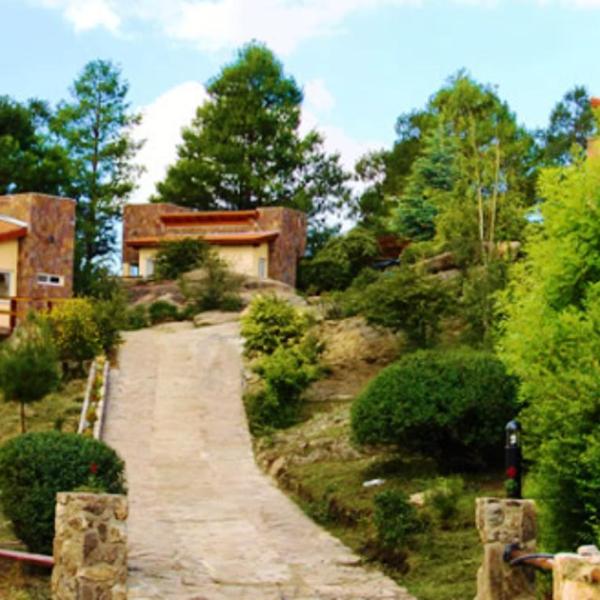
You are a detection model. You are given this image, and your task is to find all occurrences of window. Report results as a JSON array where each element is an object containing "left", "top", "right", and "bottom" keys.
[
  {"left": 258, "top": 257, "right": 267, "bottom": 280},
  {"left": 37, "top": 273, "right": 64, "bottom": 287},
  {"left": 129, "top": 264, "right": 139, "bottom": 277},
  {"left": 0, "top": 272, "right": 11, "bottom": 297},
  {"left": 145, "top": 258, "right": 155, "bottom": 278}
]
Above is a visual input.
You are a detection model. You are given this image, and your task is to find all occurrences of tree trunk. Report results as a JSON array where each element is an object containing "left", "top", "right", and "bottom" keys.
[{"left": 20, "top": 401, "right": 26, "bottom": 434}]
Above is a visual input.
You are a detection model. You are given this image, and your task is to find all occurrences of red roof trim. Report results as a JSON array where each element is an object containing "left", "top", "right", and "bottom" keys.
[
  {"left": 160, "top": 210, "right": 259, "bottom": 225},
  {"left": 0, "top": 226, "right": 27, "bottom": 243},
  {"left": 126, "top": 231, "right": 279, "bottom": 248}
]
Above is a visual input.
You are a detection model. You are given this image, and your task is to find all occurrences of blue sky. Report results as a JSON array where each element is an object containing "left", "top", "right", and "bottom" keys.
[{"left": 3, "top": 0, "right": 600, "bottom": 202}]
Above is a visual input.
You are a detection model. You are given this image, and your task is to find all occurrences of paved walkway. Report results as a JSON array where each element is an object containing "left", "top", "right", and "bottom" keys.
[{"left": 103, "top": 321, "right": 414, "bottom": 600}]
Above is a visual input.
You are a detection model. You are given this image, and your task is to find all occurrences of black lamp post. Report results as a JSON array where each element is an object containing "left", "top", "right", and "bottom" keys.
[{"left": 505, "top": 419, "right": 522, "bottom": 499}]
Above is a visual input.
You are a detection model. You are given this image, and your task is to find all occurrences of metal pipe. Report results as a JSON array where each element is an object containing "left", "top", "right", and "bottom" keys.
[
  {"left": 504, "top": 545, "right": 554, "bottom": 572},
  {"left": 0, "top": 548, "right": 54, "bottom": 568}
]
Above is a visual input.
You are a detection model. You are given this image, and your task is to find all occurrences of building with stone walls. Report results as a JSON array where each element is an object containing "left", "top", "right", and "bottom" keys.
[
  {"left": 0, "top": 193, "right": 76, "bottom": 328},
  {"left": 122, "top": 204, "right": 307, "bottom": 287}
]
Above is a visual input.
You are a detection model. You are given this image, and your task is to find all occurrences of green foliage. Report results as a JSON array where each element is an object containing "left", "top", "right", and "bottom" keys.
[
  {"left": 154, "top": 238, "right": 208, "bottom": 280},
  {"left": 91, "top": 293, "right": 126, "bottom": 355},
  {"left": 358, "top": 266, "right": 452, "bottom": 347},
  {"left": 0, "top": 431, "right": 125, "bottom": 554},
  {"left": 240, "top": 295, "right": 310, "bottom": 355},
  {"left": 148, "top": 300, "right": 180, "bottom": 325},
  {"left": 498, "top": 156, "right": 600, "bottom": 550},
  {"left": 426, "top": 477, "right": 464, "bottom": 526},
  {"left": 373, "top": 489, "right": 421, "bottom": 549},
  {"left": 352, "top": 349, "right": 518, "bottom": 468},
  {"left": 299, "top": 228, "right": 379, "bottom": 293},
  {"left": 48, "top": 299, "right": 101, "bottom": 365},
  {"left": 539, "top": 85, "right": 596, "bottom": 166},
  {"left": 123, "top": 304, "right": 149, "bottom": 330},
  {"left": 179, "top": 252, "right": 243, "bottom": 312},
  {"left": 53, "top": 59, "right": 141, "bottom": 294},
  {"left": 0, "top": 317, "right": 61, "bottom": 433},
  {"left": 153, "top": 42, "right": 349, "bottom": 219},
  {"left": 247, "top": 344, "right": 319, "bottom": 432},
  {"left": 0, "top": 96, "right": 70, "bottom": 195},
  {"left": 391, "top": 124, "right": 456, "bottom": 241}
]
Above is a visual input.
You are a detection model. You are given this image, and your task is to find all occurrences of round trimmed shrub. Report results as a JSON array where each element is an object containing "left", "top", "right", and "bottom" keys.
[
  {"left": 0, "top": 431, "right": 126, "bottom": 554},
  {"left": 351, "top": 348, "right": 518, "bottom": 467}
]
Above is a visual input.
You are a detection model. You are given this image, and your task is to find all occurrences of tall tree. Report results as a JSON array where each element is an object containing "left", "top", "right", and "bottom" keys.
[
  {"left": 352, "top": 109, "right": 435, "bottom": 229},
  {"left": 539, "top": 85, "right": 596, "bottom": 166},
  {"left": 0, "top": 96, "right": 70, "bottom": 195},
  {"left": 154, "top": 43, "right": 349, "bottom": 220},
  {"left": 53, "top": 60, "right": 141, "bottom": 294}
]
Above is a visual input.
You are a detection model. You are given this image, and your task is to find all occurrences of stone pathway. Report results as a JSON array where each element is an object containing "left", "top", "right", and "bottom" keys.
[{"left": 103, "top": 321, "right": 414, "bottom": 600}]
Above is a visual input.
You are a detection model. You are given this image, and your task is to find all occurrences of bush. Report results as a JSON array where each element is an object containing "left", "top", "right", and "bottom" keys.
[
  {"left": 148, "top": 300, "right": 180, "bottom": 325},
  {"left": 179, "top": 253, "right": 243, "bottom": 312},
  {"left": 300, "top": 228, "right": 379, "bottom": 293},
  {"left": 0, "top": 317, "right": 61, "bottom": 433},
  {"left": 359, "top": 266, "right": 453, "bottom": 347},
  {"left": 123, "top": 304, "right": 149, "bottom": 330},
  {"left": 351, "top": 348, "right": 518, "bottom": 468},
  {"left": 241, "top": 295, "right": 310, "bottom": 355},
  {"left": 246, "top": 344, "right": 320, "bottom": 432},
  {"left": 92, "top": 292, "right": 126, "bottom": 355},
  {"left": 373, "top": 489, "right": 422, "bottom": 549},
  {"left": 154, "top": 238, "right": 208, "bottom": 280},
  {"left": 48, "top": 299, "right": 101, "bottom": 366},
  {"left": 0, "top": 431, "right": 126, "bottom": 554},
  {"left": 426, "top": 476, "right": 464, "bottom": 526}
]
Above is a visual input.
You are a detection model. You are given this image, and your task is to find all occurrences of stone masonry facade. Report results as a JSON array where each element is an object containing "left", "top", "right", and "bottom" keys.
[
  {"left": 122, "top": 204, "right": 307, "bottom": 286},
  {"left": 0, "top": 193, "right": 75, "bottom": 299},
  {"left": 52, "top": 492, "right": 128, "bottom": 600}
]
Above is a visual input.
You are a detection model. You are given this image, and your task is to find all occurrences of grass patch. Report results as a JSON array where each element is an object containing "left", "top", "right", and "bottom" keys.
[
  {"left": 287, "top": 458, "right": 501, "bottom": 600},
  {"left": 0, "top": 378, "right": 85, "bottom": 597}
]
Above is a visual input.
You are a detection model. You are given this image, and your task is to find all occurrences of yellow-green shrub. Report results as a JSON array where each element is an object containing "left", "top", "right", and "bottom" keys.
[{"left": 48, "top": 299, "right": 101, "bottom": 364}]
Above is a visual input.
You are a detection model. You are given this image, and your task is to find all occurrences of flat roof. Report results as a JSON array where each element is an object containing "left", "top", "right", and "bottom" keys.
[{"left": 126, "top": 231, "right": 279, "bottom": 248}]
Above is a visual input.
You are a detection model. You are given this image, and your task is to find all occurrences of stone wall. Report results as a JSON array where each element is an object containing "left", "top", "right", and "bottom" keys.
[
  {"left": 257, "top": 207, "right": 306, "bottom": 286},
  {"left": 0, "top": 193, "right": 75, "bottom": 300},
  {"left": 122, "top": 202, "right": 187, "bottom": 265},
  {"left": 475, "top": 497, "right": 537, "bottom": 600},
  {"left": 554, "top": 546, "right": 600, "bottom": 600},
  {"left": 52, "top": 492, "right": 128, "bottom": 600}
]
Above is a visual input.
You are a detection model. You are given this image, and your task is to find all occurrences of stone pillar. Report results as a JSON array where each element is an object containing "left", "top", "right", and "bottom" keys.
[
  {"left": 553, "top": 545, "right": 600, "bottom": 600},
  {"left": 51, "top": 492, "right": 128, "bottom": 600},
  {"left": 475, "top": 497, "right": 537, "bottom": 600}
]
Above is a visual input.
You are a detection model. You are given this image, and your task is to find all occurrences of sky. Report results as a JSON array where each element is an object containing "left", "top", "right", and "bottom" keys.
[{"left": 3, "top": 0, "right": 600, "bottom": 203}]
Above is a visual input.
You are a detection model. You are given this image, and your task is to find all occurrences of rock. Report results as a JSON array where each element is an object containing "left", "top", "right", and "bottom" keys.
[
  {"left": 193, "top": 311, "right": 240, "bottom": 327},
  {"left": 409, "top": 492, "right": 426, "bottom": 508},
  {"left": 363, "top": 478, "right": 385, "bottom": 488},
  {"left": 268, "top": 456, "right": 288, "bottom": 479}
]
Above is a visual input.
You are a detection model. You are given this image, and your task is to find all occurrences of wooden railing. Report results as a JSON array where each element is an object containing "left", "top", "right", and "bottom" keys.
[{"left": 0, "top": 296, "right": 72, "bottom": 333}]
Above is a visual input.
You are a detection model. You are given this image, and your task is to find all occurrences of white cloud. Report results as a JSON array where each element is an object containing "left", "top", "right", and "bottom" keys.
[
  {"left": 305, "top": 78, "right": 335, "bottom": 113},
  {"left": 38, "top": 0, "right": 121, "bottom": 32},
  {"left": 131, "top": 81, "right": 208, "bottom": 203},
  {"left": 32, "top": 0, "right": 421, "bottom": 54}
]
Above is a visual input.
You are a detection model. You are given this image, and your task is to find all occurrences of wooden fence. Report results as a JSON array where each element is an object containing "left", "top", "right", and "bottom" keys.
[{"left": 0, "top": 296, "right": 72, "bottom": 333}]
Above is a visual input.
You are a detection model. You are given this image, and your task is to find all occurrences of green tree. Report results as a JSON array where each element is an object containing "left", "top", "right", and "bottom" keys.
[
  {"left": 0, "top": 96, "right": 70, "bottom": 195},
  {"left": 53, "top": 60, "right": 141, "bottom": 294},
  {"left": 498, "top": 154, "right": 600, "bottom": 550},
  {"left": 154, "top": 43, "right": 349, "bottom": 220},
  {"left": 539, "top": 85, "right": 596, "bottom": 166},
  {"left": 391, "top": 123, "right": 458, "bottom": 241},
  {"left": 0, "top": 317, "right": 61, "bottom": 433}
]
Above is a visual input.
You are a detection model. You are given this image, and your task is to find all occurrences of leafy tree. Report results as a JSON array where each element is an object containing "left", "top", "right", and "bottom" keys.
[
  {"left": 539, "top": 86, "right": 596, "bottom": 166},
  {"left": 392, "top": 123, "right": 457, "bottom": 241},
  {"left": 0, "top": 96, "right": 70, "bottom": 195},
  {"left": 498, "top": 154, "right": 600, "bottom": 550},
  {"left": 0, "top": 317, "right": 61, "bottom": 433},
  {"left": 154, "top": 43, "right": 349, "bottom": 220},
  {"left": 154, "top": 238, "right": 209, "bottom": 280},
  {"left": 352, "top": 110, "right": 435, "bottom": 229},
  {"left": 53, "top": 60, "right": 141, "bottom": 294}
]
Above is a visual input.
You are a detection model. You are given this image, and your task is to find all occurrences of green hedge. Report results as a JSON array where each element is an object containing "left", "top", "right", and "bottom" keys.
[
  {"left": 351, "top": 348, "right": 517, "bottom": 467},
  {"left": 0, "top": 432, "right": 126, "bottom": 554}
]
